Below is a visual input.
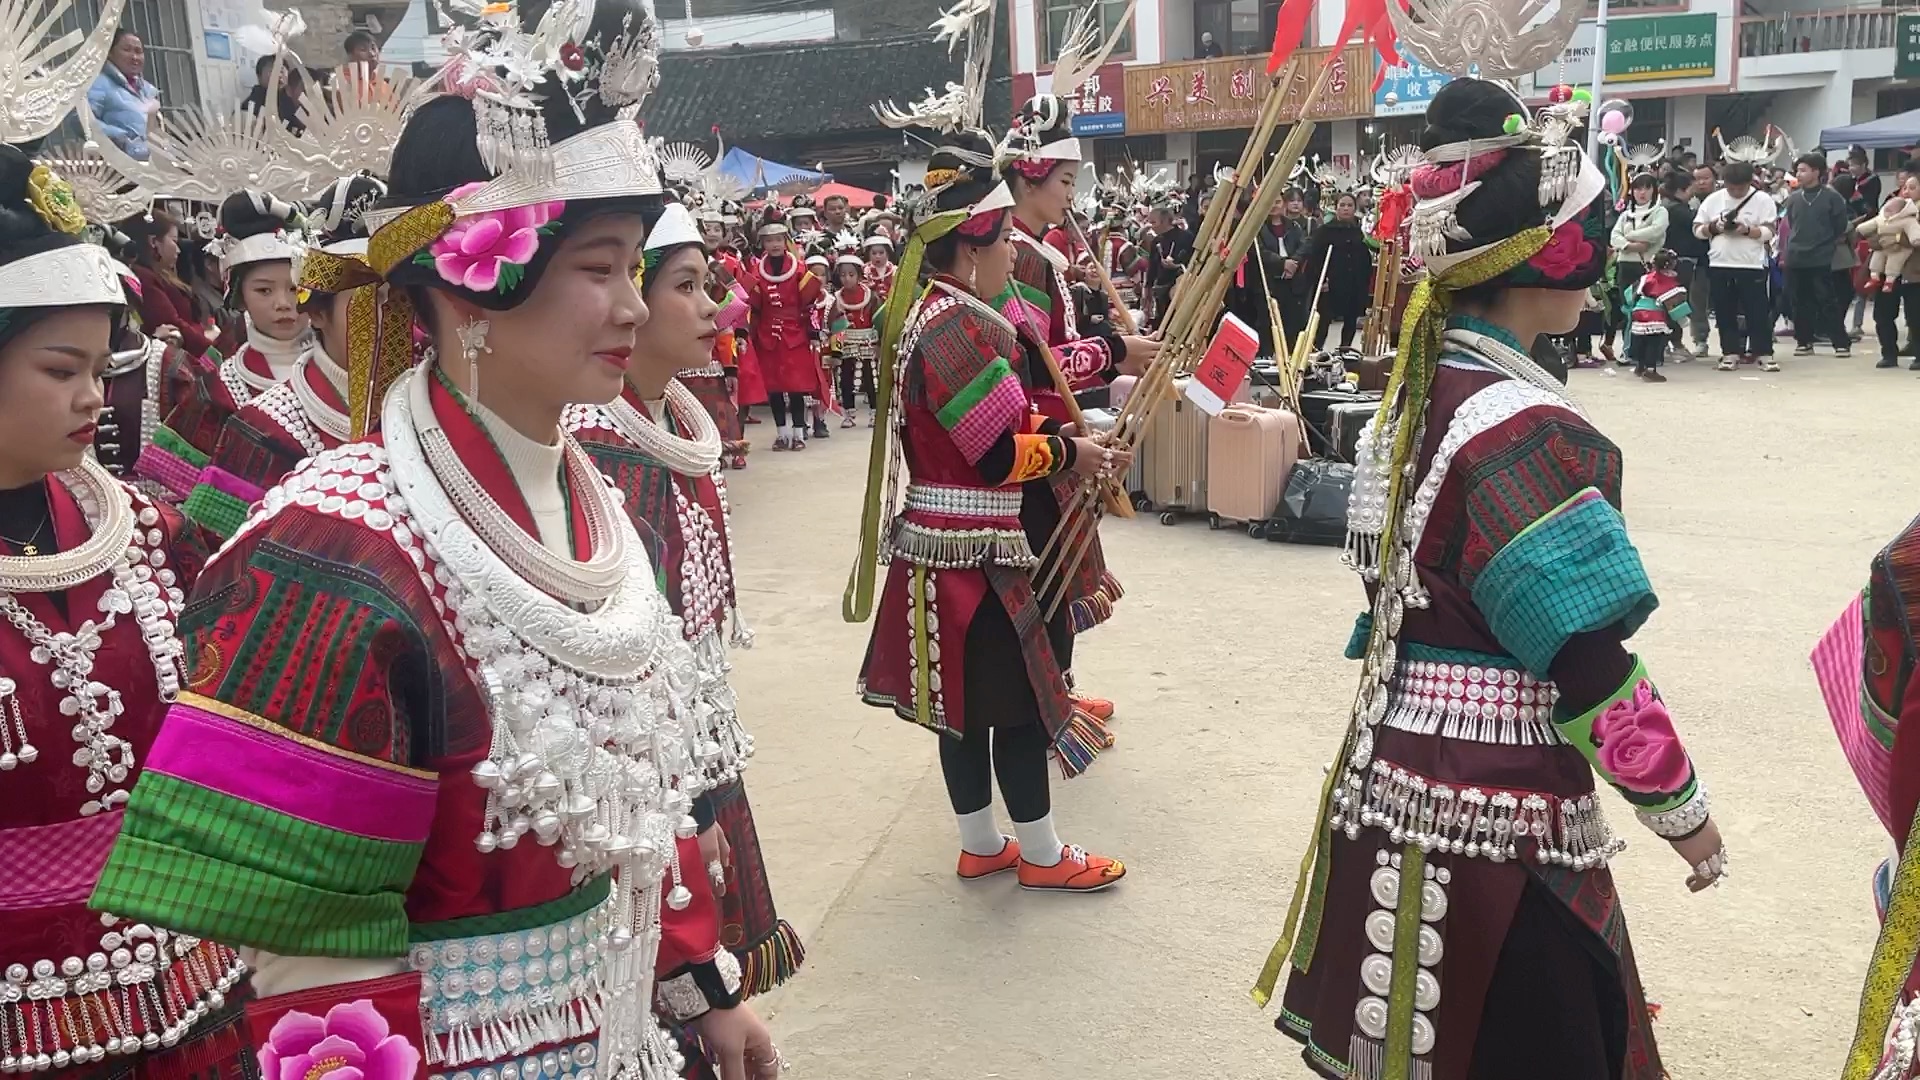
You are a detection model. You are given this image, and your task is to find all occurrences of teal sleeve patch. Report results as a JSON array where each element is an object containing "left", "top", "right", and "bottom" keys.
[{"left": 1472, "top": 491, "right": 1658, "bottom": 678}]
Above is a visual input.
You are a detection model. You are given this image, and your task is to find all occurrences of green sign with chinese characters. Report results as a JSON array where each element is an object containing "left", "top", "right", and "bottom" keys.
[
  {"left": 1606, "top": 13, "right": 1717, "bottom": 82},
  {"left": 1898, "top": 13, "right": 1920, "bottom": 78}
]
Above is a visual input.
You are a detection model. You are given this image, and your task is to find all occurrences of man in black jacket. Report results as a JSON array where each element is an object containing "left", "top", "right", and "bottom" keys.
[
  {"left": 1145, "top": 203, "right": 1192, "bottom": 330},
  {"left": 1661, "top": 172, "right": 1710, "bottom": 358},
  {"left": 1783, "top": 151, "right": 1853, "bottom": 356}
]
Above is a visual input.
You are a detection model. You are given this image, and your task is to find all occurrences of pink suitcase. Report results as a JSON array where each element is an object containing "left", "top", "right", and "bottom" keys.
[
  {"left": 1109, "top": 374, "right": 1138, "bottom": 411},
  {"left": 1205, "top": 404, "right": 1303, "bottom": 533}
]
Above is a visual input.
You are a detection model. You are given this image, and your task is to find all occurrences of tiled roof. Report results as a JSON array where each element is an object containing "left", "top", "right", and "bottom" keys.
[{"left": 643, "top": 35, "right": 1013, "bottom": 144}]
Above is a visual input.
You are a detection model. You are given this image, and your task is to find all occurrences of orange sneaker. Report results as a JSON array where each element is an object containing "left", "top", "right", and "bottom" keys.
[
  {"left": 957, "top": 836, "right": 1022, "bottom": 879},
  {"left": 1017, "top": 844, "right": 1126, "bottom": 892},
  {"left": 1070, "top": 693, "right": 1115, "bottom": 722}
]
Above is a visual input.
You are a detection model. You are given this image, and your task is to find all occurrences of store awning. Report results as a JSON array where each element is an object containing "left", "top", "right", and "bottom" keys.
[
  {"left": 1822, "top": 108, "right": 1920, "bottom": 152},
  {"left": 717, "top": 147, "right": 830, "bottom": 194}
]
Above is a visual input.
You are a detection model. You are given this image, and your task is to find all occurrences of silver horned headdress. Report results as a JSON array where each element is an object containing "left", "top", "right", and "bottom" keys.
[{"left": 874, "top": 0, "right": 995, "bottom": 133}]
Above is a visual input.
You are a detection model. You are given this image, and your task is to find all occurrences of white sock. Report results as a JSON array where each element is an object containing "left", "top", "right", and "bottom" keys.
[
  {"left": 1013, "top": 813, "right": 1064, "bottom": 866},
  {"left": 956, "top": 807, "right": 1004, "bottom": 856}
]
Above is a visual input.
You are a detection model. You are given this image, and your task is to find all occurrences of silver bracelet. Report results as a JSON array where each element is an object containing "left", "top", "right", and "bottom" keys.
[{"left": 1635, "top": 782, "right": 1710, "bottom": 839}]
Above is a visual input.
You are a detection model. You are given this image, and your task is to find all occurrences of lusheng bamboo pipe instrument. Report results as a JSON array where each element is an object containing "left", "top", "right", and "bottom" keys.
[{"left": 1032, "top": 57, "right": 1342, "bottom": 618}]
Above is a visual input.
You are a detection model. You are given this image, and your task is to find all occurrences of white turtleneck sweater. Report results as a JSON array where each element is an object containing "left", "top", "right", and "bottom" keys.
[
  {"left": 310, "top": 338, "right": 348, "bottom": 396},
  {"left": 244, "top": 314, "right": 309, "bottom": 381},
  {"left": 473, "top": 400, "right": 570, "bottom": 556}
]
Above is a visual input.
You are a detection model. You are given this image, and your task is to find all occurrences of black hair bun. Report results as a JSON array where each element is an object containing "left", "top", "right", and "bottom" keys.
[
  {"left": 1016, "top": 94, "right": 1073, "bottom": 144},
  {"left": 218, "top": 190, "right": 298, "bottom": 241},
  {"left": 926, "top": 131, "right": 998, "bottom": 215},
  {"left": 307, "top": 174, "right": 387, "bottom": 246},
  {"left": 0, "top": 145, "right": 70, "bottom": 268},
  {"left": 1418, "top": 79, "right": 1547, "bottom": 249}
]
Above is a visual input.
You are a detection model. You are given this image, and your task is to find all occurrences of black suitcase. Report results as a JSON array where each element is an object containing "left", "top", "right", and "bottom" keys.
[
  {"left": 1298, "top": 389, "right": 1382, "bottom": 462},
  {"left": 1262, "top": 459, "right": 1354, "bottom": 546}
]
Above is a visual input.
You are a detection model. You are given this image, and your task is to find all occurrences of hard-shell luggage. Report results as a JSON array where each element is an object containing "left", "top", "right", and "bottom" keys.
[
  {"left": 1264, "top": 459, "right": 1355, "bottom": 546},
  {"left": 1134, "top": 378, "right": 1211, "bottom": 523},
  {"left": 1205, "top": 405, "right": 1303, "bottom": 534},
  {"left": 1327, "top": 400, "right": 1379, "bottom": 464},
  {"left": 1299, "top": 388, "right": 1382, "bottom": 462},
  {"left": 1109, "top": 374, "right": 1138, "bottom": 410}
]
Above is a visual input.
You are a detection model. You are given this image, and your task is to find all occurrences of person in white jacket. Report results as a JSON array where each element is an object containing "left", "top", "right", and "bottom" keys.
[
  {"left": 1694, "top": 160, "right": 1780, "bottom": 370},
  {"left": 1608, "top": 172, "right": 1667, "bottom": 365}
]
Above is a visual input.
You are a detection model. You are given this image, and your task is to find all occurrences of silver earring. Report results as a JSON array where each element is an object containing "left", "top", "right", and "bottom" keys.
[{"left": 456, "top": 318, "right": 491, "bottom": 401}]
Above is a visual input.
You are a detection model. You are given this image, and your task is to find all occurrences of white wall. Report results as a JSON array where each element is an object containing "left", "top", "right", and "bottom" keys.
[
  {"left": 1312, "top": 0, "right": 1349, "bottom": 48},
  {"left": 1012, "top": 0, "right": 1039, "bottom": 72},
  {"left": 1154, "top": 0, "right": 1186, "bottom": 64},
  {"left": 1331, "top": 120, "right": 1358, "bottom": 168},
  {"left": 1670, "top": 92, "right": 1708, "bottom": 157},
  {"left": 1165, "top": 131, "right": 1196, "bottom": 180}
]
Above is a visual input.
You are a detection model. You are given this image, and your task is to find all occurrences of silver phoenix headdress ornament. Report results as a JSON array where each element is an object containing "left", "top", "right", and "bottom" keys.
[
  {"left": 0, "top": 0, "right": 131, "bottom": 143},
  {"left": 1308, "top": 157, "right": 1363, "bottom": 198},
  {"left": 1713, "top": 125, "right": 1785, "bottom": 167},
  {"left": 272, "top": 65, "right": 426, "bottom": 181},
  {"left": 873, "top": 0, "right": 994, "bottom": 133},
  {"left": 1001, "top": 0, "right": 1135, "bottom": 169}
]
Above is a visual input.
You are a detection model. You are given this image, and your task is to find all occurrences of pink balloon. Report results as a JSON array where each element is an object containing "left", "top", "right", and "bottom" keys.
[{"left": 1601, "top": 111, "right": 1629, "bottom": 135}]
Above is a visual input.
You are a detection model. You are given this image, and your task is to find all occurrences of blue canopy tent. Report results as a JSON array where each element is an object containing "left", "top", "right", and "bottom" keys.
[
  {"left": 1821, "top": 108, "right": 1920, "bottom": 152},
  {"left": 717, "top": 147, "right": 831, "bottom": 195}
]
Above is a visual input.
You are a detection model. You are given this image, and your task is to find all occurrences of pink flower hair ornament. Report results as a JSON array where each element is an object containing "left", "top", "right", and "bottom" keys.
[
  {"left": 256, "top": 998, "right": 421, "bottom": 1080},
  {"left": 414, "top": 181, "right": 566, "bottom": 294}
]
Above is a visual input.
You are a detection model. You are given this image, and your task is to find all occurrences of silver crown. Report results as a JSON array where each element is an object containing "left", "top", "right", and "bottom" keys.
[
  {"left": 0, "top": 0, "right": 131, "bottom": 143},
  {"left": 83, "top": 100, "right": 314, "bottom": 202},
  {"left": 1387, "top": 0, "right": 1583, "bottom": 80},
  {"left": 34, "top": 144, "right": 150, "bottom": 224},
  {"left": 1714, "top": 125, "right": 1786, "bottom": 166}
]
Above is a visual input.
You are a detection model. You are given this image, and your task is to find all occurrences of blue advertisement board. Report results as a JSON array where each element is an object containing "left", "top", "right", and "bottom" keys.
[{"left": 1374, "top": 56, "right": 1450, "bottom": 118}]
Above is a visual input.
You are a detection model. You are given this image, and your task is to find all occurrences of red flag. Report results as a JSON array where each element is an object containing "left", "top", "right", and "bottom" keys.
[
  {"left": 1330, "top": 0, "right": 1404, "bottom": 90},
  {"left": 1265, "top": 0, "right": 1314, "bottom": 75}
]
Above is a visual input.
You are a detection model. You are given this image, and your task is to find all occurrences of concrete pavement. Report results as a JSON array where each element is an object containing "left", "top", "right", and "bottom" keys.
[{"left": 719, "top": 352, "right": 1919, "bottom": 1079}]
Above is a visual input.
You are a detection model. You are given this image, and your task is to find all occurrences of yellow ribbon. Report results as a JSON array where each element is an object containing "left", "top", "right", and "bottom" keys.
[
  {"left": 1251, "top": 225, "right": 1553, "bottom": 1012},
  {"left": 842, "top": 209, "right": 968, "bottom": 624},
  {"left": 1845, "top": 802, "right": 1920, "bottom": 1080},
  {"left": 347, "top": 201, "right": 456, "bottom": 438}
]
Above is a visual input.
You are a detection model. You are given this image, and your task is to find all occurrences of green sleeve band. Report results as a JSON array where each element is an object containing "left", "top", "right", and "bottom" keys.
[
  {"left": 934, "top": 356, "right": 1016, "bottom": 431},
  {"left": 92, "top": 771, "right": 421, "bottom": 957},
  {"left": 182, "top": 483, "right": 251, "bottom": 540},
  {"left": 1554, "top": 655, "right": 1703, "bottom": 822}
]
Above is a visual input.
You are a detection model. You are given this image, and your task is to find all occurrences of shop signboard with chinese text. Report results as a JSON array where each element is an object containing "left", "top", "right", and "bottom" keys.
[
  {"left": 1605, "top": 13, "right": 1716, "bottom": 82},
  {"left": 1898, "top": 13, "right": 1920, "bottom": 79},
  {"left": 1065, "top": 61, "right": 1127, "bottom": 136},
  {"left": 1373, "top": 55, "right": 1449, "bottom": 118},
  {"left": 1122, "top": 47, "right": 1372, "bottom": 136}
]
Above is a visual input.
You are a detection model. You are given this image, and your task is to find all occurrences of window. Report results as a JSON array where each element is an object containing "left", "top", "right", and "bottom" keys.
[
  {"left": 1194, "top": 0, "right": 1263, "bottom": 58},
  {"left": 1044, "top": 0, "right": 1132, "bottom": 65},
  {"left": 52, "top": 0, "right": 203, "bottom": 118}
]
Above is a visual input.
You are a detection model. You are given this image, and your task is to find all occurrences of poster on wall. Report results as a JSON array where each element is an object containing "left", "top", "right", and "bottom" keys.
[
  {"left": 1373, "top": 56, "right": 1450, "bottom": 118},
  {"left": 1066, "top": 61, "right": 1127, "bottom": 137}
]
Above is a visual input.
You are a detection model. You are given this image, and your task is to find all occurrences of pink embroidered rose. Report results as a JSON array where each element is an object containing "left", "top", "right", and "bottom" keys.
[
  {"left": 1590, "top": 680, "right": 1692, "bottom": 795},
  {"left": 256, "top": 998, "right": 420, "bottom": 1080},
  {"left": 429, "top": 180, "right": 566, "bottom": 293},
  {"left": 1528, "top": 215, "right": 1595, "bottom": 279}
]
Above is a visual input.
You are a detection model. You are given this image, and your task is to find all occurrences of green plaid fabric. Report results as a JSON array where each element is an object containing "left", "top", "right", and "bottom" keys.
[
  {"left": 1471, "top": 491, "right": 1658, "bottom": 678},
  {"left": 152, "top": 423, "right": 210, "bottom": 469},
  {"left": 182, "top": 483, "right": 251, "bottom": 541},
  {"left": 410, "top": 874, "right": 611, "bottom": 943},
  {"left": 92, "top": 771, "right": 421, "bottom": 957}
]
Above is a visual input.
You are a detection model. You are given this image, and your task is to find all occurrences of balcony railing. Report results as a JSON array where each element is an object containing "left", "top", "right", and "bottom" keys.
[{"left": 1737, "top": 7, "right": 1901, "bottom": 57}]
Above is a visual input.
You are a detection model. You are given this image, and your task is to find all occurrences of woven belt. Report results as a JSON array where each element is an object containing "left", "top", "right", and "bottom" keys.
[
  {"left": 1383, "top": 658, "right": 1566, "bottom": 746},
  {"left": 904, "top": 483, "right": 1023, "bottom": 520}
]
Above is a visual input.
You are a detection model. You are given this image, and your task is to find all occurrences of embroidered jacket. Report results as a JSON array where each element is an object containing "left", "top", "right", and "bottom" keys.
[
  {"left": 0, "top": 469, "right": 248, "bottom": 1073},
  {"left": 181, "top": 354, "right": 352, "bottom": 541},
  {"left": 95, "top": 371, "right": 727, "bottom": 1079}
]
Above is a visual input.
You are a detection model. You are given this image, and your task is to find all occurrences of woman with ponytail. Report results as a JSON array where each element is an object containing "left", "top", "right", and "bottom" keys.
[
  {"left": 0, "top": 143, "right": 249, "bottom": 1077},
  {"left": 1263, "top": 78, "right": 1726, "bottom": 1079},
  {"left": 95, "top": 0, "right": 781, "bottom": 1075},
  {"left": 851, "top": 135, "right": 1132, "bottom": 892}
]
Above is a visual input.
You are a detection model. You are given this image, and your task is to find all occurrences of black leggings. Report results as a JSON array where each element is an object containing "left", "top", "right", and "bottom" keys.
[
  {"left": 838, "top": 355, "right": 876, "bottom": 410},
  {"left": 938, "top": 723, "right": 1051, "bottom": 821},
  {"left": 767, "top": 391, "right": 808, "bottom": 427}
]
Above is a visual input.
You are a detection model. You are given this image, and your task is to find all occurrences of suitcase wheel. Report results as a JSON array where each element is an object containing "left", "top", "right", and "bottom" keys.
[
  {"left": 1132, "top": 493, "right": 1153, "bottom": 512},
  {"left": 1159, "top": 511, "right": 1179, "bottom": 526},
  {"left": 1248, "top": 522, "right": 1267, "bottom": 540},
  {"left": 1207, "top": 513, "right": 1222, "bottom": 530}
]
